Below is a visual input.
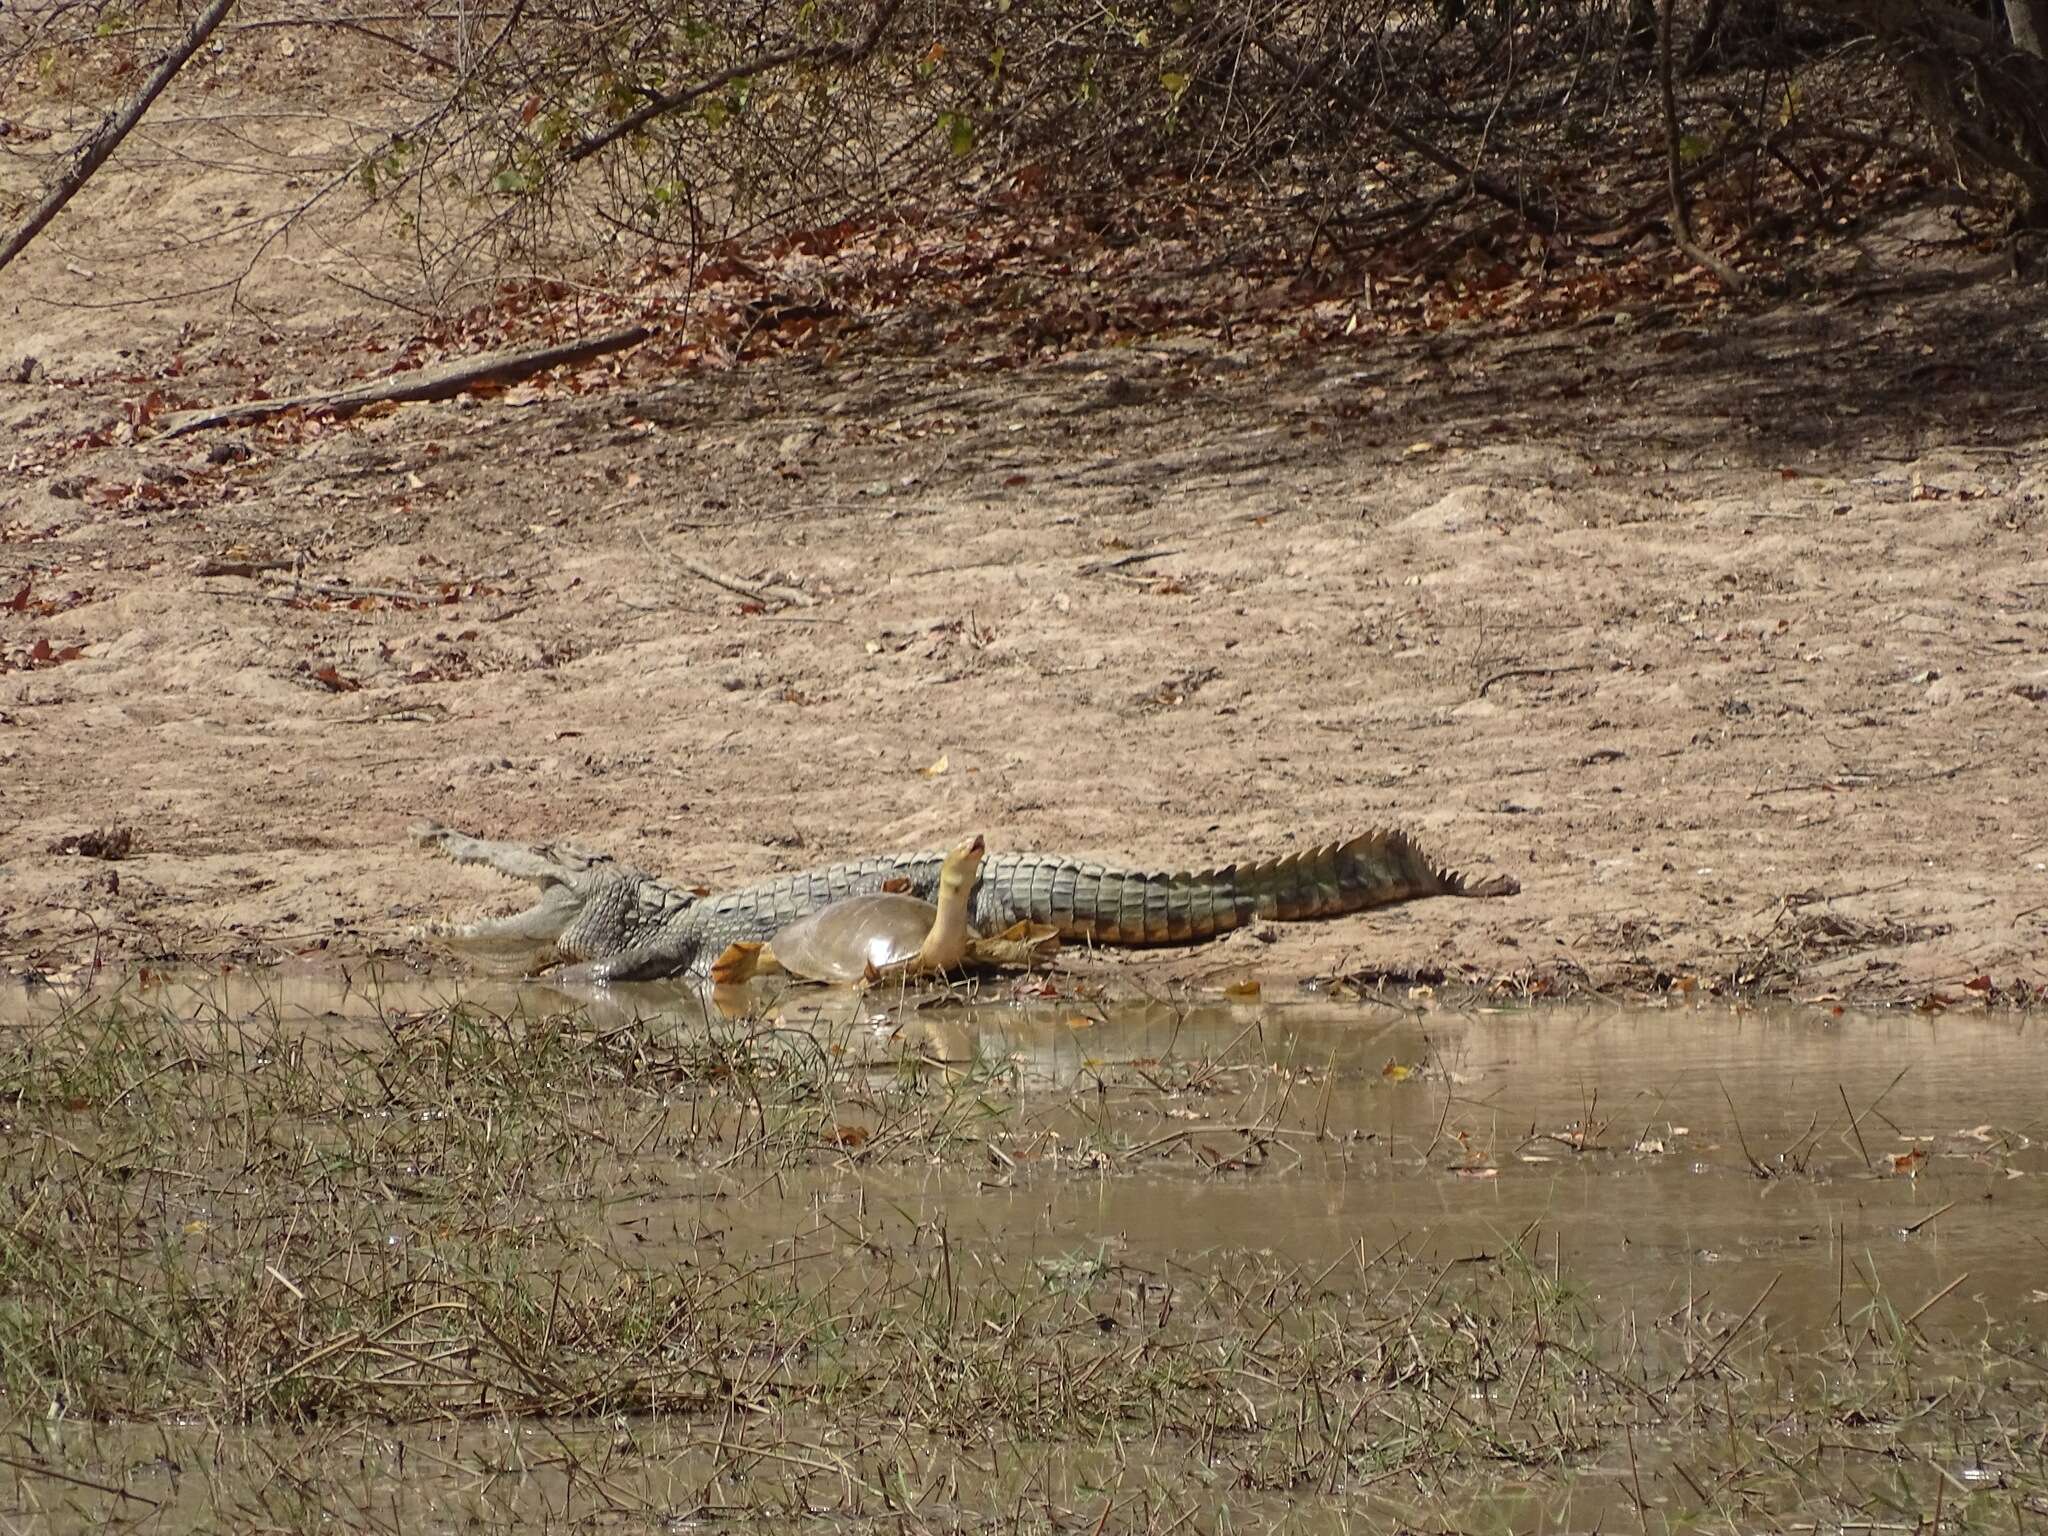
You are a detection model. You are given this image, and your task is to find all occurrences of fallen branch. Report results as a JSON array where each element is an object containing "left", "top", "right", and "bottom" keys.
[
  {"left": 676, "top": 557, "right": 815, "bottom": 610},
  {"left": 632, "top": 526, "right": 815, "bottom": 609},
  {"left": 153, "top": 325, "right": 652, "bottom": 437},
  {"left": 1477, "top": 664, "right": 1592, "bottom": 698},
  {"left": 287, "top": 580, "right": 453, "bottom": 604},
  {"left": 192, "top": 556, "right": 298, "bottom": 578},
  {"left": 0, "top": 0, "right": 238, "bottom": 275},
  {"left": 1078, "top": 547, "right": 1181, "bottom": 576}
]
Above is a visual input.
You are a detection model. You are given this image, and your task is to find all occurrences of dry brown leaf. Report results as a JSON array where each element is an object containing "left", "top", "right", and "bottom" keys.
[{"left": 312, "top": 665, "right": 361, "bottom": 693}]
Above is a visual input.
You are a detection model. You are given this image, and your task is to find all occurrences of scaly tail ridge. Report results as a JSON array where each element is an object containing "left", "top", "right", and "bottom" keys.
[{"left": 989, "top": 828, "right": 1517, "bottom": 947}]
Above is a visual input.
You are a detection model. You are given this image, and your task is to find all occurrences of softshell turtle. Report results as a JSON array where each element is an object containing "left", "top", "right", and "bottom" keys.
[{"left": 710, "top": 835, "right": 1056, "bottom": 985}]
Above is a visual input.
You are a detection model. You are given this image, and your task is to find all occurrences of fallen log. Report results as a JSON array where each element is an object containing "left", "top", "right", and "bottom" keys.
[{"left": 153, "top": 324, "right": 653, "bottom": 437}]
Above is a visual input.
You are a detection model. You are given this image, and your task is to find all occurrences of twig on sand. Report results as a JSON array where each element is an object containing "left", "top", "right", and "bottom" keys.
[
  {"left": 633, "top": 526, "right": 814, "bottom": 610},
  {"left": 293, "top": 580, "right": 449, "bottom": 603},
  {"left": 202, "top": 580, "right": 456, "bottom": 605},
  {"left": 676, "top": 557, "right": 813, "bottom": 608},
  {"left": 191, "top": 555, "right": 298, "bottom": 578},
  {"left": 1478, "top": 664, "right": 1592, "bottom": 698},
  {"left": 1078, "top": 547, "right": 1182, "bottom": 576}
]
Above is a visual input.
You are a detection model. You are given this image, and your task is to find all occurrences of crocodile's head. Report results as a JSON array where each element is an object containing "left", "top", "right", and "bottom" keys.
[{"left": 413, "top": 820, "right": 677, "bottom": 968}]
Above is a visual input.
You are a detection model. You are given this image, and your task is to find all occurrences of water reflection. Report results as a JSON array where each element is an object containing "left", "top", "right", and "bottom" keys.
[{"left": 4, "top": 970, "right": 2041, "bottom": 1336}]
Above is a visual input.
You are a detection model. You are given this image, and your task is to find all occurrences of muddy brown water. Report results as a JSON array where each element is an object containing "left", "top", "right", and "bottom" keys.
[
  {"left": 3, "top": 976, "right": 2043, "bottom": 1531},
  {"left": 745, "top": 992, "right": 2043, "bottom": 1338},
  {"left": 7, "top": 974, "right": 2041, "bottom": 1324}
]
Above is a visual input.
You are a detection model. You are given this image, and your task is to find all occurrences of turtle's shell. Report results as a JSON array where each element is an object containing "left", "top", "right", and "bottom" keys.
[{"left": 770, "top": 893, "right": 942, "bottom": 982}]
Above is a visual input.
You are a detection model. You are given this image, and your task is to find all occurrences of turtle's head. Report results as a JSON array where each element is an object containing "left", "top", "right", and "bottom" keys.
[{"left": 939, "top": 834, "right": 987, "bottom": 895}]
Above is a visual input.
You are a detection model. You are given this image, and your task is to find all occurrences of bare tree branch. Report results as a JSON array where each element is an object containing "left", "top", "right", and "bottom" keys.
[
  {"left": 1243, "top": 26, "right": 1563, "bottom": 238},
  {"left": 1659, "top": 0, "right": 1749, "bottom": 290},
  {"left": 0, "top": 0, "right": 239, "bottom": 276},
  {"left": 561, "top": 0, "right": 909, "bottom": 166}
]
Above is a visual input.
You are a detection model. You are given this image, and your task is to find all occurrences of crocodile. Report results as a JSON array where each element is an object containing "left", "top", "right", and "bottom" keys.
[{"left": 413, "top": 821, "right": 1518, "bottom": 984}]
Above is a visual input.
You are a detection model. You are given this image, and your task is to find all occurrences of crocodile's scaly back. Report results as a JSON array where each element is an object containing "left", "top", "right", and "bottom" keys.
[
  {"left": 416, "top": 822, "right": 1517, "bottom": 982},
  {"left": 966, "top": 829, "right": 1515, "bottom": 945}
]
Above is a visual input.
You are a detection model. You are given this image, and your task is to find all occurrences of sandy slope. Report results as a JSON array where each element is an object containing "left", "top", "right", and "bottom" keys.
[{"left": 4, "top": 68, "right": 2045, "bottom": 1005}]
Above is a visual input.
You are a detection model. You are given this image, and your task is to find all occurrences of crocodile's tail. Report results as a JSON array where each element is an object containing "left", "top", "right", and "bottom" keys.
[{"left": 983, "top": 829, "right": 1518, "bottom": 946}]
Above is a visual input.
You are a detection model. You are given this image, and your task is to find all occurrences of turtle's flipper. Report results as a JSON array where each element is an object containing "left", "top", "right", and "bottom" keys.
[{"left": 710, "top": 941, "right": 778, "bottom": 984}]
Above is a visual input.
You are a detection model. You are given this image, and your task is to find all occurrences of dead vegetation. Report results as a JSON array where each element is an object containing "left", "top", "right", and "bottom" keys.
[
  {"left": 0, "top": 0, "right": 2032, "bottom": 336},
  {"left": 1, "top": 990, "right": 2044, "bottom": 1528}
]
